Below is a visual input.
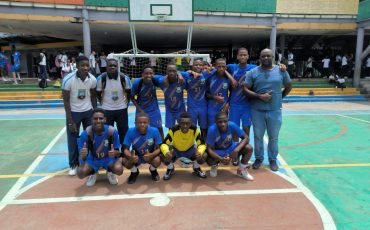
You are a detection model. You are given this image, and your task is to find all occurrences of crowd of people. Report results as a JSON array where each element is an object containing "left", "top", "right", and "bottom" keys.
[{"left": 62, "top": 48, "right": 292, "bottom": 187}]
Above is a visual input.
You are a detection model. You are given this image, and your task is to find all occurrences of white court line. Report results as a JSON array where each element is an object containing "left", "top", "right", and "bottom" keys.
[
  {"left": 0, "top": 118, "right": 64, "bottom": 121},
  {"left": 336, "top": 114, "right": 370, "bottom": 124},
  {"left": 0, "top": 127, "right": 66, "bottom": 212},
  {"left": 262, "top": 136, "right": 337, "bottom": 230},
  {"left": 1, "top": 188, "right": 300, "bottom": 205},
  {"left": 284, "top": 113, "right": 370, "bottom": 116}
]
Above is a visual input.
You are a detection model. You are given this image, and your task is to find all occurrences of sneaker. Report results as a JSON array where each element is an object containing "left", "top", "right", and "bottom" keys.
[
  {"left": 269, "top": 160, "right": 279, "bottom": 172},
  {"left": 68, "top": 166, "right": 77, "bottom": 176},
  {"left": 150, "top": 169, "right": 160, "bottom": 182},
  {"left": 46, "top": 78, "right": 51, "bottom": 82},
  {"left": 237, "top": 168, "right": 254, "bottom": 181},
  {"left": 12, "top": 82, "right": 18, "bottom": 85},
  {"left": 128, "top": 169, "right": 140, "bottom": 184},
  {"left": 193, "top": 167, "right": 207, "bottom": 179},
  {"left": 163, "top": 167, "right": 175, "bottom": 181},
  {"left": 107, "top": 172, "right": 118, "bottom": 185},
  {"left": 252, "top": 159, "right": 263, "bottom": 170},
  {"left": 86, "top": 174, "right": 97, "bottom": 187},
  {"left": 1, "top": 77, "right": 7, "bottom": 82},
  {"left": 232, "top": 156, "right": 240, "bottom": 166},
  {"left": 209, "top": 165, "right": 218, "bottom": 177}
]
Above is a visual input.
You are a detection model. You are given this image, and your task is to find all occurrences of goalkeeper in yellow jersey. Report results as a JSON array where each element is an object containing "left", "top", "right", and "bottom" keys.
[{"left": 160, "top": 112, "right": 207, "bottom": 180}]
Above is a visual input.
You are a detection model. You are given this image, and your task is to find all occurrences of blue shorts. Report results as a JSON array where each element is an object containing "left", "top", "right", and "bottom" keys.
[
  {"left": 214, "top": 142, "right": 239, "bottom": 158},
  {"left": 141, "top": 109, "right": 162, "bottom": 128},
  {"left": 81, "top": 154, "right": 117, "bottom": 173},
  {"left": 165, "top": 108, "right": 185, "bottom": 128},
  {"left": 172, "top": 146, "right": 196, "bottom": 162},
  {"left": 229, "top": 105, "right": 252, "bottom": 127},
  {"left": 10, "top": 65, "right": 20, "bottom": 72},
  {"left": 188, "top": 106, "right": 207, "bottom": 129}
]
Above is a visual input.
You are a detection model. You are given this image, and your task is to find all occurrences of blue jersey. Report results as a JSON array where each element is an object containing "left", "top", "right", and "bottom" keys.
[
  {"left": 132, "top": 75, "right": 161, "bottom": 112},
  {"left": 11, "top": 51, "right": 21, "bottom": 66},
  {"left": 123, "top": 126, "right": 162, "bottom": 156},
  {"left": 0, "top": 52, "right": 5, "bottom": 67},
  {"left": 227, "top": 64, "right": 257, "bottom": 105},
  {"left": 158, "top": 76, "right": 186, "bottom": 113},
  {"left": 181, "top": 71, "right": 209, "bottom": 108},
  {"left": 78, "top": 125, "right": 121, "bottom": 159},
  {"left": 207, "top": 73, "right": 230, "bottom": 111},
  {"left": 207, "top": 122, "right": 244, "bottom": 150}
]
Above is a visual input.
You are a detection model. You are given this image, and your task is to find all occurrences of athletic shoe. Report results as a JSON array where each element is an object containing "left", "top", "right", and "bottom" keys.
[
  {"left": 68, "top": 166, "right": 77, "bottom": 176},
  {"left": 150, "top": 169, "right": 160, "bottom": 182},
  {"left": 252, "top": 159, "right": 263, "bottom": 170},
  {"left": 128, "top": 169, "right": 140, "bottom": 184},
  {"left": 237, "top": 168, "right": 254, "bottom": 181},
  {"left": 1, "top": 77, "right": 7, "bottom": 82},
  {"left": 86, "top": 174, "right": 97, "bottom": 187},
  {"left": 107, "top": 172, "right": 118, "bottom": 185},
  {"left": 209, "top": 165, "right": 218, "bottom": 177},
  {"left": 163, "top": 167, "right": 175, "bottom": 181},
  {"left": 232, "top": 156, "right": 240, "bottom": 166},
  {"left": 269, "top": 160, "right": 279, "bottom": 172},
  {"left": 193, "top": 167, "right": 207, "bottom": 179}
]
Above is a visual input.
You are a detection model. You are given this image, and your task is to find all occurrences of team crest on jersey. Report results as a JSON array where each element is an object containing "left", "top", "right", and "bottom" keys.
[
  {"left": 176, "top": 87, "right": 182, "bottom": 93},
  {"left": 222, "top": 83, "right": 228, "bottom": 89},
  {"left": 147, "top": 138, "right": 154, "bottom": 146},
  {"left": 200, "top": 79, "right": 206, "bottom": 85},
  {"left": 104, "top": 139, "right": 109, "bottom": 147}
]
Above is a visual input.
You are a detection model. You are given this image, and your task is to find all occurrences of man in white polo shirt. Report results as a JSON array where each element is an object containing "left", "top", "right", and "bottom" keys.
[
  {"left": 62, "top": 56, "right": 97, "bottom": 176},
  {"left": 96, "top": 58, "right": 132, "bottom": 144}
]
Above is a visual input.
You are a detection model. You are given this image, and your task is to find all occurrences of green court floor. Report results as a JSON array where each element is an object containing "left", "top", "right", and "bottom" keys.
[{"left": 280, "top": 114, "right": 370, "bottom": 230}]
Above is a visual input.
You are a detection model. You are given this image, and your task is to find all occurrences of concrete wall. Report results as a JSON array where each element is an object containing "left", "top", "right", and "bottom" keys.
[{"left": 276, "top": 0, "right": 358, "bottom": 15}]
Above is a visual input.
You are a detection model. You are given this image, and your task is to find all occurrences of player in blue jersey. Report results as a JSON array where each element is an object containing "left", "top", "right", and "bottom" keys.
[
  {"left": 228, "top": 48, "right": 257, "bottom": 137},
  {"left": 206, "top": 58, "right": 232, "bottom": 127},
  {"left": 77, "top": 108, "right": 123, "bottom": 186},
  {"left": 158, "top": 63, "right": 186, "bottom": 129},
  {"left": 131, "top": 66, "right": 164, "bottom": 140},
  {"left": 206, "top": 111, "right": 254, "bottom": 180},
  {"left": 180, "top": 59, "right": 210, "bottom": 141},
  {"left": 10, "top": 45, "right": 22, "bottom": 84},
  {"left": 122, "top": 113, "right": 162, "bottom": 184}
]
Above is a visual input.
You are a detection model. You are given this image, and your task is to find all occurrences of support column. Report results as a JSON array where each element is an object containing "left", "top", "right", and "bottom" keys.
[
  {"left": 82, "top": 7, "right": 91, "bottom": 57},
  {"left": 280, "top": 33, "right": 285, "bottom": 57},
  {"left": 270, "top": 15, "right": 277, "bottom": 56},
  {"left": 354, "top": 27, "right": 364, "bottom": 87}
]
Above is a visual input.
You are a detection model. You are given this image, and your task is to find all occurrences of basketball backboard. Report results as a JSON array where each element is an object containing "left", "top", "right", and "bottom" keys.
[{"left": 129, "top": 0, "right": 193, "bottom": 22}]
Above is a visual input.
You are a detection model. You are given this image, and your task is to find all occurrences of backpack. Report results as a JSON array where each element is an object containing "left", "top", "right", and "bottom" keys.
[
  {"left": 86, "top": 125, "right": 115, "bottom": 159},
  {"left": 38, "top": 78, "right": 48, "bottom": 89}
]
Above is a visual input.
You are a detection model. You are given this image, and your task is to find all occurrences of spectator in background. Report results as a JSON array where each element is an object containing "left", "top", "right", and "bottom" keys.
[
  {"left": 341, "top": 54, "right": 349, "bottom": 77},
  {"left": 334, "top": 54, "right": 341, "bottom": 73},
  {"left": 322, "top": 55, "right": 330, "bottom": 78},
  {"left": 0, "top": 48, "right": 8, "bottom": 82},
  {"left": 89, "top": 50, "right": 97, "bottom": 76},
  {"left": 287, "top": 50, "right": 295, "bottom": 78},
  {"left": 304, "top": 56, "right": 314, "bottom": 78},
  {"left": 10, "top": 45, "right": 22, "bottom": 84},
  {"left": 38, "top": 49, "right": 50, "bottom": 82},
  {"left": 365, "top": 55, "right": 370, "bottom": 78},
  {"left": 99, "top": 52, "right": 107, "bottom": 73},
  {"left": 55, "top": 50, "right": 63, "bottom": 79}
]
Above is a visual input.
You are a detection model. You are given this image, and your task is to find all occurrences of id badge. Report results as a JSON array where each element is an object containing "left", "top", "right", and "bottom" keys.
[
  {"left": 112, "top": 91, "right": 118, "bottom": 101},
  {"left": 77, "top": 89, "right": 86, "bottom": 100}
]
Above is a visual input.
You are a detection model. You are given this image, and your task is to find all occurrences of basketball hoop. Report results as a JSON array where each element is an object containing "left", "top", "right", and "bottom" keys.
[{"left": 156, "top": 14, "right": 167, "bottom": 22}]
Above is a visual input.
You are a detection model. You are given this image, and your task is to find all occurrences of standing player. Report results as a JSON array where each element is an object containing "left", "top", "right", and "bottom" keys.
[
  {"left": 131, "top": 66, "right": 164, "bottom": 140},
  {"left": 10, "top": 45, "right": 21, "bottom": 84},
  {"left": 122, "top": 113, "right": 162, "bottom": 184},
  {"left": 96, "top": 59, "right": 132, "bottom": 144},
  {"left": 228, "top": 48, "right": 257, "bottom": 137},
  {"left": 206, "top": 112, "right": 254, "bottom": 180},
  {"left": 158, "top": 63, "right": 186, "bottom": 129},
  {"left": 160, "top": 112, "right": 207, "bottom": 180},
  {"left": 77, "top": 108, "right": 123, "bottom": 186},
  {"left": 206, "top": 58, "right": 232, "bottom": 126},
  {"left": 180, "top": 59, "right": 209, "bottom": 140}
]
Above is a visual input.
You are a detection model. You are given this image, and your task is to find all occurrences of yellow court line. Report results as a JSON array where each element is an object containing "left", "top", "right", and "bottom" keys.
[{"left": 1, "top": 163, "right": 370, "bottom": 179}]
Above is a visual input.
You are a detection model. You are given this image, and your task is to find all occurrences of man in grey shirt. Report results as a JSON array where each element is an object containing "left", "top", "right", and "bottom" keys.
[{"left": 243, "top": 48, "right": 292, "bottom": 171}]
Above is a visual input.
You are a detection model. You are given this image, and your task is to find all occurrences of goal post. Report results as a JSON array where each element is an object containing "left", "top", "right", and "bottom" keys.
[{"left": 112, "top": 50, "right": 211, "bottom": 78}]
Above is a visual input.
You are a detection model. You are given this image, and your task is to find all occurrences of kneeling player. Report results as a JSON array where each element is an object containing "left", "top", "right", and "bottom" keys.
[
  {"left": 206, "top": 112, "right": 254, "bottom": 180},
  {"left": 77, "top": 108, "right": 123, "bottom": 186},
  {"left": 160, "top": 112, "right": 207, "bottom": 180},
  {"left": 122, "top": 113, "right": 162, "bottom": 184}
]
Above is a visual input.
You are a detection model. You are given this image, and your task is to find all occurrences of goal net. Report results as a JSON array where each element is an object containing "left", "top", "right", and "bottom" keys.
[{"left": 112, "top": 49, "right": 211, "bottom": 78}]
